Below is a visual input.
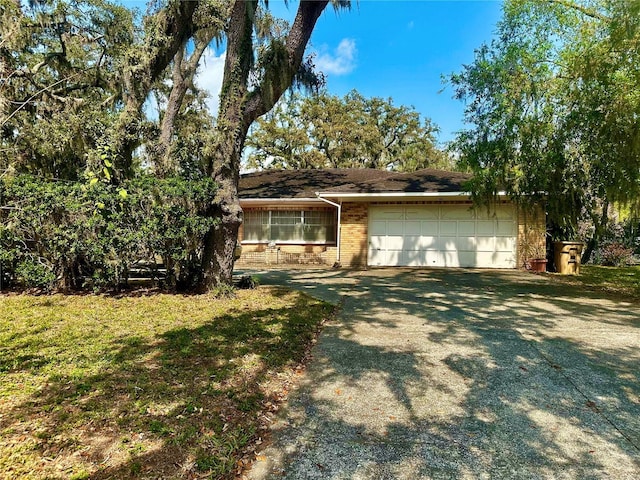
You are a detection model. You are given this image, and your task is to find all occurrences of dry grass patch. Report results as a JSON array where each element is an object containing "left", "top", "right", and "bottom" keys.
[{"left": 0, "top": 287, "right": 333, "bottom": 479}]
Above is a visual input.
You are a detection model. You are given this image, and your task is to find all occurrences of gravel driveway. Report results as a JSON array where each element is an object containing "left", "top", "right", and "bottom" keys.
[{"left": 243, "top": 268, "right": 640, "bottom": 479}]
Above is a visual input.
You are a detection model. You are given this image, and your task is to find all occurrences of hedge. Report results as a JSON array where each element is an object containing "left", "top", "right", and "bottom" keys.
[{"left": 0, "top": 175, "right": 218, "bottom": 291}]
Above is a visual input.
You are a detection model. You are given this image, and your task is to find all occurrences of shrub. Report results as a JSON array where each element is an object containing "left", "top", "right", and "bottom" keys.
[
  {"left": 597, "top": 242, "right": 634, "bottom": 267},
  {"left": 0, "top": 175, "right": 218, "bottom": 291},
  {"left": 14, "top": 259, "right": 56, "bottom": 289}
]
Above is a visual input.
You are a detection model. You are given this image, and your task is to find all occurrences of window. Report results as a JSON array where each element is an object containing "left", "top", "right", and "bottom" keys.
[{"left": 243, "top": 209, "right": 336, "bottom": 243}]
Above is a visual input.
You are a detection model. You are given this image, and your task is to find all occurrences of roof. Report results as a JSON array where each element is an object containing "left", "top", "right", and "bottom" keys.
[{"left": 239, "top": 168, "right": 472, "bottom": 200}]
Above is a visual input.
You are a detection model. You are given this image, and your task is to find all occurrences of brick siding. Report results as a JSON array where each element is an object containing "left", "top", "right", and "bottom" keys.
[
  {"left": 339, "top": 202, "right": 369, "bottom": 267},
  {"left": 517, "top": 204, "right": 547, "bottom": 268}
]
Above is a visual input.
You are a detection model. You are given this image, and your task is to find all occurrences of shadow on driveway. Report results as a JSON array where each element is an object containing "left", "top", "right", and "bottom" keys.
[{"left": 241, "top": 268, "right": 640, "bottom": 479}]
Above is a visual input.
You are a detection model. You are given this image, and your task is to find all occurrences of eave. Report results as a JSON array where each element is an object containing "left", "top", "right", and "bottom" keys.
[
  {"left": 315, "top": 191, "right": 510, "bottom": 202},
  {"left": 239, "top": 197, "right": 324, "bottom": 207}
]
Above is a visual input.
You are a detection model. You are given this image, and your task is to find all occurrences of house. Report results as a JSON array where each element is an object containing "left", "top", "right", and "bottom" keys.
[{"left": 237, "top": 168, "right": 545, "bottom": 269}]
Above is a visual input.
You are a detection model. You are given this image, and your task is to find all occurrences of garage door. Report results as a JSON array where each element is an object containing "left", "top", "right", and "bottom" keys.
[{"left": 368, "top": 205, "right": 517, "bottom": 268}]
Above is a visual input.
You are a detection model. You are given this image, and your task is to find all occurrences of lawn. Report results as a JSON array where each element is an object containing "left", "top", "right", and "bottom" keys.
[
  {"left": 0, "top": 287, "right": 333, "bottom": 479},
  {"left": 551, "top": 265, "right": 640, "bottom": 300}
]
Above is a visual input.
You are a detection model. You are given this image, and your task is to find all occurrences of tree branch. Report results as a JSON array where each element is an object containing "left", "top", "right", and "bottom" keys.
[
  {"left": 547, "top": 0, "right": 610, "bottom": 22},
  {"left": 154, "top": 30, "right": 214, "bottom": 175},
  {"left": 243, "top": 0, "right": 330, "bottom": 126},
  {"left": 1, "top": 72, "right": 83, "bottom": 127}
]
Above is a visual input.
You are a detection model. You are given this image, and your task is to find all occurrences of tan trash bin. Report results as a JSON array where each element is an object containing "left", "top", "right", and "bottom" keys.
[{"left": 554, "top": 241, "right": 584, "bottom": 274}]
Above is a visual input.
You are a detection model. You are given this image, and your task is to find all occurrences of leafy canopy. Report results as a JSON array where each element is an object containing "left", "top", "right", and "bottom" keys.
[
  {"left": 246, "top": 90, "right": 452, "bottom": 172},
  {"left": 450, "top": 0, "right": 640, "bottom": 239}
]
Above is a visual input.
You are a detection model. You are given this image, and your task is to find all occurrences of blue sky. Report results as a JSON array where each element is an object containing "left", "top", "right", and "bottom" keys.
[
  {"left": 299, "top": 1, "right": 505, "bottom": 143},
  {"left": 127, "top": 1, "right": 505, "bottom": 144}
]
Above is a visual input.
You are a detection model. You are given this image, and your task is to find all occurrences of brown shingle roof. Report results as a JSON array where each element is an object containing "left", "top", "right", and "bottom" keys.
[{"left": 239, "top": 168, "right": 472, "bottom": 199}]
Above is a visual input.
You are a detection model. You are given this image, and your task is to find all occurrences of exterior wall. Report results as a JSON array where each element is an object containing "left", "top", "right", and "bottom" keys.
[
  {"left": 339, "top": 202, "right": 369, "bottom": 267},
  {"left": 516, "top": 204, "right": 547, "bottom": 269},
  {"left": 236, "top": 244, "right": 337, "bottom": 266},
  {"left": 238, "top": 200, "right": 545, "bottom": 270}
]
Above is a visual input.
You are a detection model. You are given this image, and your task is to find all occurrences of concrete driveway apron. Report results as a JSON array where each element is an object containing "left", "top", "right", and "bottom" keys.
[{"left": 244, "top": 268, "right": 640, "bottom": 480}]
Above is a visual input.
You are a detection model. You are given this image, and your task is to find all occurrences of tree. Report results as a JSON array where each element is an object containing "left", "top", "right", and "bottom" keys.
[
  {"left": 0, "top": 0, "right": 231, "bottom": 182},
  {"left": 198, "top": 0, "right": 348, "bottom": 289},
  {"left": 104, "top": 0, "right": 218, "bottom": 180},
  {"left": 2, "top": 0, "right": 349, "bottom": 289},
  {"left": 151, "top": 29, "right": 220, "bottom": 177},
  {"left": 0, "top": 0, "right": 135, "bottom": 179},
  {"left": 449, "top": 0, "right": 640, "bottom": 260},
  {"left": 246, "top": 90, "right": 451, "bottom": 171}
]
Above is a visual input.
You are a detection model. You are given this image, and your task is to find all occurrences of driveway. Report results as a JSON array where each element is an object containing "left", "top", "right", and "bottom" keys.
[{"left": 243, "top": 268, "right": 640, "bottom": 479}]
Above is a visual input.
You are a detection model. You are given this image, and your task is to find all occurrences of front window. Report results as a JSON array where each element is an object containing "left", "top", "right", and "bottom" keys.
[{"left": 243, "top": 209, "right": 336, "bottom": 243}]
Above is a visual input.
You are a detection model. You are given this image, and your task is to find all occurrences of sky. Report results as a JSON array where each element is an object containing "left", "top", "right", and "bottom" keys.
[{"left": 128, "top": 1, "right": 505, "bottom": 145}]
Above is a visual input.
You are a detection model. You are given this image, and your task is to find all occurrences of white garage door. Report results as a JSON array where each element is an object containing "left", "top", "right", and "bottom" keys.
[{"left": 368, "top": 205, "right": 517, "bottom": 268}]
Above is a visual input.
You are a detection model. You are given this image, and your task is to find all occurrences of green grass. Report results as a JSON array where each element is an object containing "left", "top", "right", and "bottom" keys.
[
  {"left": 551, "top": 265, "right": 640, "bottom": 300},
  {"left": 0, "top": 287, "right": 333, "bottom": 479}
]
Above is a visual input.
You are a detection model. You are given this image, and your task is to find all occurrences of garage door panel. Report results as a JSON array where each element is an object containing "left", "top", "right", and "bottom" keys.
[
  {"left": 457, "top": 237, "right": 476, "bottom": 251},
  {"left": 476, "top": 251, "right": 498, "bottom": 266},
  {"left": 441, "top": 206, "right": 474, "bottom": 220},
  {"left": 402, "top": 235, "right": 426, "bottom": 250},
  {"left": 370, "top": 221, "right": 387, "bottom": 236},
  {"left": 495, "top": 237, "right": 517, "bottom": 252},
  {"left": 458, "top": 251, "right": 477, "bottom": 267},
  {"left": 496, "top": 252, "right": 517, "bottom": 267},
  {"left": 370, "top": 235, "right": 385, "bottom": 250},
  {"left": 439, "top": 237, "right": 458, "bottom": 251},
  {"left": 459, "top": 221, "right": 476, "bottom": 235},
  {"left": 403, "top": 250, "right": 429, "bottom": 266},
  {"left": 476, "top": 236, "right": 496, "bottom": 252},
  {"left": 440, "top": 222, "right": 457, "bottom": 235},
  {"left": 371, "top": 208, "right": 404, "bottom": 221},
  {"left": 421, "top": 221, "right": 439, "bottom": 235},
  {"left": 371, "top": 248, "right": 400, "bottom": 266},
  {"left": 404, "top": 221, "right": 422, "bottom": 235},
  {"left": 405, "top": 208, "right": 438, "bottom": 220},
  {"left": 384, "top": 250, "right": 402, "bottom": 266},
  {"left": 442, "top": 251, "right": 461, "bottom": 267},
  {"left": 368, "top": 205, "right": 516, "bottom": 268},
  {"left": 387, "top": 222, "right": 404, "bottom": 235},
  {"left": 476, "top": 222, "right": 495, "bottom": 236},
  {"left": 387, "top": 235, "right": 405, "bottom": 250},
  {"left": 496, "top": 222, "right": 516, "bottom": 236},
  {"left": 419, "top": 236, "right": 438, "bottom": 249},
  {"left": 492, "top": 206, "right": 516, "bottom": 220},
  {"left": 430, "top": 252, "right": 444, "bottom": 266},
  {"left": 477, "top": 251, "right": 516, "bottom": 268},
  {"left": 368, "top": 247, "right": 384, "bottom": 265}
]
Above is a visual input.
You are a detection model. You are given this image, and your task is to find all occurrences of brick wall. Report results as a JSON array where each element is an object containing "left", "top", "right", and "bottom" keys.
[
  {"left": 517, "top": 204, "right": 547, "bottom": 269},
  {"left": 339, "top": 202, "right": 369, "bottom": 267},
  {"left": 236, "top": 245, "right": 337, "bottom": 266}
]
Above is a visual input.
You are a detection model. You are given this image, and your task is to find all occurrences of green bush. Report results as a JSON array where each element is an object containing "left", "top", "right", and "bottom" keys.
[
  {"left": 0, "top": 174, "right": 218, "bottom": 291},
  {"left": 14, "top": 259, "right": 56, "bottom": 289}
]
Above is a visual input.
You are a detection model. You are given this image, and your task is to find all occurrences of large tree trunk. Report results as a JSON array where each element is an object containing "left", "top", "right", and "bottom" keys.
[
  {"left": 198, "top": 0, "right": 330, "bottom": 289},
  {"left": 199, "top": 0, "right": 254, "bottom": 289}
]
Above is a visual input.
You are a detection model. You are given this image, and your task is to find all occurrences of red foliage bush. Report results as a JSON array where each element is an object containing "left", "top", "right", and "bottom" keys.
[{"left": 599, "top": 242, "right": 634, "bottom": 267}]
